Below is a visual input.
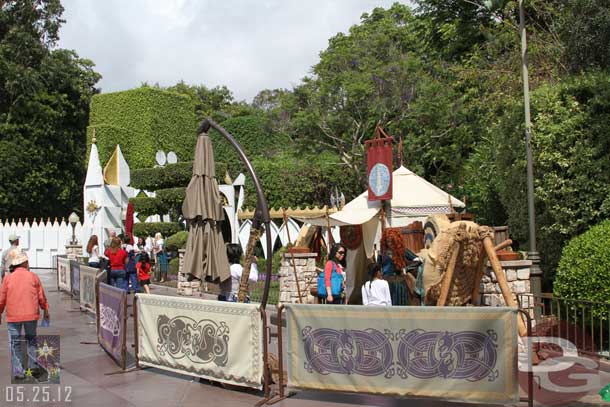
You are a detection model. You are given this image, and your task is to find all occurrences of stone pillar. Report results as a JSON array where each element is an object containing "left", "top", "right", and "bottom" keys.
[
  {"left": 278, "top": 253, "right": 318, "bottom": 304},
  {"left": 480, "top": 259, "right": 532, "bottom": 310},
  {"left": 65, "top": 244, "right": 83, "bottom": 261},
  {"left": 176, "top": 249, "right": 203, "bottom": 296}
]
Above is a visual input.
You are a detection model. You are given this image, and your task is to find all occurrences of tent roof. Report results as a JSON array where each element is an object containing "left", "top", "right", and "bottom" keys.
[{"left": 299, "top": 166, "right": 465, "bottom": 227}]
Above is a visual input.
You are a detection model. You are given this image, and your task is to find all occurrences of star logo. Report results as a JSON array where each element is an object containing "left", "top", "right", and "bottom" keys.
[
  {"left": 36, "top": 340, "right": 56, "bottom": 361},
  {"left": 25, "top": 368, "right": 33, "bottom": 377}
]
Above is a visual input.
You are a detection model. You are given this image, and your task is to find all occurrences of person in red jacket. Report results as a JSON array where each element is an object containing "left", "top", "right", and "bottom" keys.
[{"left": 0, "top": 249, "right": 49, "bottom": 379}]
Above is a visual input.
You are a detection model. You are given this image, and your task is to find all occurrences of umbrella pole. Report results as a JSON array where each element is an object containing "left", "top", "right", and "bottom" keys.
[{"left": 204, "top": 119, "right": 273, "bottom": 308}]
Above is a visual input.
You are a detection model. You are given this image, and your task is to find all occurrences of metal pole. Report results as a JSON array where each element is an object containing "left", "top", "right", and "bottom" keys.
[
  {"left": 519, "top": 0, "right": 543, "bottom": 301},
  {"left": 204, "top": 119, "right": 273, "bottom": 309}
]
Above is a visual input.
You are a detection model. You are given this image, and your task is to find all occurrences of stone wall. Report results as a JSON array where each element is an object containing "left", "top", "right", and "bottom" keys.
[
  {"left": 176, "top": 249, "right": 203, "bottom": 296},
  {"left": 278, "top": 253, "right": 318, "bottom": 304},
  {"left": 480, "top": 260, "right": 532, "bottom": 308}
]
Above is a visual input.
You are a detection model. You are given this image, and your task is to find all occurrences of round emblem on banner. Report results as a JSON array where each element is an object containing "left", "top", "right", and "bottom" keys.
[
  {"left": 340, "top": 225, "right": 362, "bottom": 250},
  {"left": 369, "top": 163, "right": 391, "bottom": 197}
]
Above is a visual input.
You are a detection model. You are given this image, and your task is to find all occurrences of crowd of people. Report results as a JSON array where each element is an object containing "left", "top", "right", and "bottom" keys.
[
  {"left": 85, "top": 232, "right": 168, "bottom": 293},
  {"left": 316, "top": 228, "right": 422, "bottom": 307}
]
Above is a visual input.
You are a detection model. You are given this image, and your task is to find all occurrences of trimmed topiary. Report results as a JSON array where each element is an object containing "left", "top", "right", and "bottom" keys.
[
  {"left": 554, "top": 220, "right": 610, "bottom": 319},
  {"left": 130, "top": 161, "right": 228, "bottom": 191},
  {"left": 166, "top": 231, "right": 189, "bottom": 252},
  {"left": 133, "top": 222, "right": 183, "bottom": 239},
  {"left": 87, "top": 87, "right": 197, "bottom": 169}
]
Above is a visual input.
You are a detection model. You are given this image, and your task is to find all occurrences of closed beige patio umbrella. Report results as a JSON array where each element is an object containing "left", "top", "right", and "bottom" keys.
[{"left": 182, "top": 133, "right": 230, "bottom": 282}]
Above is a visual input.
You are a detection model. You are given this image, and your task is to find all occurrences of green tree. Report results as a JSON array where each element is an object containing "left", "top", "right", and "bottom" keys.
[
  {"left": 0, "top": 0, "right": 101, "bottom": 219},
  {"left": 167, "top": 81, "right": 256, "bottom": 124}
]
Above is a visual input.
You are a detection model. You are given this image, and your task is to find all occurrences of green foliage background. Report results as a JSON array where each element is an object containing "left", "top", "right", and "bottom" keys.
[{"left": 87, "top": 87, "right": 197, "bottom": 169}]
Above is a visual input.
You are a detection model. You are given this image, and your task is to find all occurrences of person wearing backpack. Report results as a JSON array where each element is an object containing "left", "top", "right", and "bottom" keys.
[{"left": 317, "top": 243, "right": 346, "bottom": 304}]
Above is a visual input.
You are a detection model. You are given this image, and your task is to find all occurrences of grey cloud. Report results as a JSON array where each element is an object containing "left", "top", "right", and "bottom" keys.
[{"left": 58, "top": 0, "right": 400, "bottom": 101}]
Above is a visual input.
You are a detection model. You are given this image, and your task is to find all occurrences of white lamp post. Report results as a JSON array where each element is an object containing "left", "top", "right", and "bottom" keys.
[{"left": 68, "top": 212, "right": 80, "bottom": 245}]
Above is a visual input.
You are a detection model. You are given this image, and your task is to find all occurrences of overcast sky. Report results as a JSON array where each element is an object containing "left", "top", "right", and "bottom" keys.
[{"left": 58, "top": 0, "right": 402, "bottom": 102}]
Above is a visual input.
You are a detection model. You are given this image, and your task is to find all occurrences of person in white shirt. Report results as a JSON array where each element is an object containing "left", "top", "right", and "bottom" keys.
[
  {"left": 362, "top": 263, "right": 392, "bottom": 306},
  {"left": 86, "top": 235, "right": 100, "bottom": 268},
  {"left": 219, "top": 244, "right": 258, "bottom": 302}
]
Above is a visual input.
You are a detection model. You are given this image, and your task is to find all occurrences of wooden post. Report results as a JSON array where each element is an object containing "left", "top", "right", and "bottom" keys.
[
  {"left": 283, "top": 210, "right": 302, "bottom": 303},
  {"left": 133, "top": 295, "right": 140, "bottom": 369},
  {"left": 238, "top": 215, "right": 262, "bottom": 303},
  {"left": 471, "top": 244, "right": 487, "bottom": 306},
  {"left": 483, "top": 236, "right": 527, "bottom": 336},
  {"left": 436, "top": 242, "right": 460, "bottom": 306}
]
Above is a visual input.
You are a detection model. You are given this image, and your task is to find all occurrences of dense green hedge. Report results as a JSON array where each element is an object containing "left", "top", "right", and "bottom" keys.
[
  {"left": 130, "top": 196, "right": 163, "bottom": 220},
  {"left": 166, "top": 231, "right": 189, "bottom": 251},
  {"left": 130, "top": 188, "right": 185, "bottom": 220},
  {"left": 243, "top": 151, "right": 362, "bottom": 209},
  {"left": 169, "top": 257, "right": 180, "bottom": 275},
  {"left": 130, "top": 161, "right": 228, "bottom": 191},
  {"left": 88, "top": 87, "right": 197, "bottom": 169},
  {"left": 554, "top": 220, "right": 610, "bottom": 319},
  {"left": 133, "top": 222, "right": 183, "bottom": 238},
  {"left": 209, "top": 114, "right": 292, "bottom": 177}
]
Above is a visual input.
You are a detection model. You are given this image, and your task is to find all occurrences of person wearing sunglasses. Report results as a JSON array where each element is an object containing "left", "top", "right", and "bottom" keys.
[{"left": 317, "top": 243, "right": 346, "bottom": 304}]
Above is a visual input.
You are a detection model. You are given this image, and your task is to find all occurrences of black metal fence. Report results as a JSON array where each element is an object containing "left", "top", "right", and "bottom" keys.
[{"left": 517, "top": 293, "right": 610, "bottom": 358}]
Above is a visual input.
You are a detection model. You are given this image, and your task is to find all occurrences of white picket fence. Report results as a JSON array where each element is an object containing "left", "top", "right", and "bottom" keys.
[
  {"left": 0, "top": 218, "right": 84, "bottom": 269},
  {"left": 0, "top": 216, "right": 341, "bottom": 268}
]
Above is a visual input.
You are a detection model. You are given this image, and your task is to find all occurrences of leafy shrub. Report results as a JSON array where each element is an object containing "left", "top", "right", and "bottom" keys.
[
  {"left": 133, "top": 222, "right": 183, "bottom": 239},
  {"left": 554, "top": 220, "right": 610, "bottom": 319},
  {"left": 169, "top": 257, "right": 180, "bottom": 275},
  {"left": 209, "top": 114, "right": 292, "bottom": 177},
  {"left": 130, "top": 196, "right": 163, "bottom": 220},
  {"left": 243, "top": 151, "right": 362, "bottom": 209},
  {"left": 87, "top": 87, "right": 197, "bottom": 169},
  {"left": 166, "top": 231, "right": 189, "bottom": 251},
  {"left": 130, "top": 161, "right": 228, "bottom": 191}
]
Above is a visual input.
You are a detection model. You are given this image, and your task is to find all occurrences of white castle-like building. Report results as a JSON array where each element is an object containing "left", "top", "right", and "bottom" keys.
[{"left": 82, "top": 137, "right": 135, "bottom": 249}]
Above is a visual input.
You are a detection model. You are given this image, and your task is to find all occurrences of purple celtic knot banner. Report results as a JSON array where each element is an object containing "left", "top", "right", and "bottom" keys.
[
  {"left": 396, "top": 329, "right": 498, "bottom": 381},
  {"left": 286, "top": 304, "right": 517, "bottom": 404},
  {"left": 302, "top": 327, "right": 497, "bottom": 382},
  {"left": 303, "top": 327, "right": 393, "bottom": 377},
  {"left": 98, "top": 282, "right": 127, "bottom": 368}
]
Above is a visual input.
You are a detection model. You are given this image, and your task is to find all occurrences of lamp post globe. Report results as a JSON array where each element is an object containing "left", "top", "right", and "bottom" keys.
[{"left": 68, "top": 212, "right": 80, "bottom": 245}]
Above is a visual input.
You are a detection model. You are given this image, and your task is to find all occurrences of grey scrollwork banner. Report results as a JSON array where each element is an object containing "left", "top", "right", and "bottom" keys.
[
  {"left": 136, "top": 294, "right": 263, "bottom": 389},
  {"left": 79, "top": 265, "right": 98, "bottom": 314},
  {"left": 285, "top": 304, "right": 518, "bottom": 405},
  {"left": 57, "top": 257, "right": 71, "bottom": 293}
]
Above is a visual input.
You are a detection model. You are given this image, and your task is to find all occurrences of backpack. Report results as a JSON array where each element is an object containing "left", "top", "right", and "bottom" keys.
[{"left": 317, "top": 262, "right": 343, "bottom": 297}]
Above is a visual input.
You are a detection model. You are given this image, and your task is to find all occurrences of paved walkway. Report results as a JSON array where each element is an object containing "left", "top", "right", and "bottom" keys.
[{"left": 0, "top": 269, "right": 605, "bottom": 407}]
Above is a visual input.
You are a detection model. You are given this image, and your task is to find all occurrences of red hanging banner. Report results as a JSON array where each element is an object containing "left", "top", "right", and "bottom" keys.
[{"left": 365, "top": 126, "right": 393, "bottom": 201}]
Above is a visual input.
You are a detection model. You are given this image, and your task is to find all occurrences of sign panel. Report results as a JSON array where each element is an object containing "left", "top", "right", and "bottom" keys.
[
  {"left": 136, "top": 294, "right": 263, "bottom": 389},
  {"left": 79, "top": 265, "right": 98, "bottom": 313},
  {"left": 366, "top": 136, "right": 393, "bottom": 201},
  {"left": 70, "top": 260, "right": 81, "bottom": 298},
  {"left": 98, "top": 282, "right": 127, "bottom": 368},
  {"left": 57, "top": 257, "right": 71, "bottom": 293},
  {"left": 286, "top": 304, "right": 518, "bottom": 405}
]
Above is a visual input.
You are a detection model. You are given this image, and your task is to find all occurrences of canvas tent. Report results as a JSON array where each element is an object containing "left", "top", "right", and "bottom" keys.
[{"left": 298, "top": 166, "right": 465, "bottom": 303}]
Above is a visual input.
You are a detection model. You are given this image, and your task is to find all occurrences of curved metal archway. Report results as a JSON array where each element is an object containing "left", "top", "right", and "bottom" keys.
[{"left": 200, "top": 119, "right": 273, "bottom": 309}]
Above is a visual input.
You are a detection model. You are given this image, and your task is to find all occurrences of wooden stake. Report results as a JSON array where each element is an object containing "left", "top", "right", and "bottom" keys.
[
  {"left": 283, "top": 210, "right": 302, "bottom": 303},
  {"left": 436, "top": 242, "right": 460, "bottom": 306},
  {"left": 483, "top": 236, "right": 527, "bottom": 336}
]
